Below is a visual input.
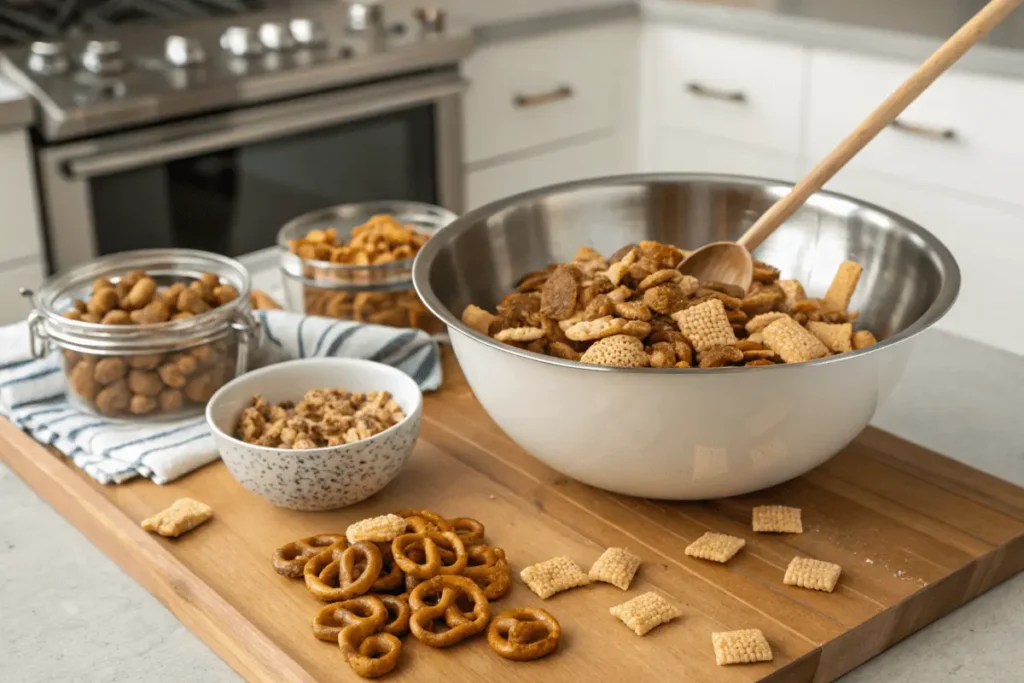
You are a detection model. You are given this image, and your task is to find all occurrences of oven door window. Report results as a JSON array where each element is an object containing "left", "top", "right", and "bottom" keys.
[{"left": 88, "top": 104, "right": 437, "bottom": 257}]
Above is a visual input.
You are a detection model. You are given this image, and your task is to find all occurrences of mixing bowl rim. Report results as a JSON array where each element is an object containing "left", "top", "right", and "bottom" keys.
[{"left": 412, "top": 172, "right": 961, "bottom": 374}]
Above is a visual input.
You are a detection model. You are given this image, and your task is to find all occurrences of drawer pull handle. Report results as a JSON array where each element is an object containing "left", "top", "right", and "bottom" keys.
[
  {"left": 513, "top": 85, "right": 574, "bottom": 108},
  {"left": 685, "top": 81, "right": 747, "bottom": 103},
  {"left": 890, "top": 119, "right": 957, "bottom": 140}
]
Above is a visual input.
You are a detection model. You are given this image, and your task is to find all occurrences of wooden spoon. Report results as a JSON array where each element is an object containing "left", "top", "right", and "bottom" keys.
[{"left": 678, "top": 0, "right": 1022, "bottom": 291}]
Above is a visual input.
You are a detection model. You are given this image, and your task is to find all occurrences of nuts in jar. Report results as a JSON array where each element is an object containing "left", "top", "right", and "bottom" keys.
[{"left": 286, "top": 215, "right": 428, "bottom": 266}]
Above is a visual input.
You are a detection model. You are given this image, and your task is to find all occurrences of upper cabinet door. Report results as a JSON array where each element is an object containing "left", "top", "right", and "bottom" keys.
[{"left": 644, "top": 24, "right": 806, "bottom": 155}]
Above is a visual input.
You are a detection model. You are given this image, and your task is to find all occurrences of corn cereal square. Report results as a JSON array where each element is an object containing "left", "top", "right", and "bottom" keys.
[
  {"left": 520, "top": 556, "right": 590, "bottom": 599},
  {"left": 609, "top": 592, "right": 681, "bottom": 636},
  {"left": 807, "top": 321, "right": 853, "bottom": 353},
  {"left": 783, "top": 556, "right": 842, "bottom": 592},
  {"left": 346, "top": 514, "right": 408, "bottom": 544},
  {"left": 671, "top": 298, "right": 737, "bottom": 352},
  {"left": 589, "top": 547, "right": 642, "bottom": 590},
  {"left": 761, "top": 317, "right": 829, "bottom": 364},
  {"left": 823, "top": 261, "right": 863, "bottom": 312},
  {"left": 752, "top": 505, "right": 803, "bottom": 534},
  {"left": 685, "top": 532, "right": 746, "bottom": 564},
  {"left": 141, "top": 498, "right": 213, "bottom": 538},
  {"left": 712, "top": 629, "right": 773, "bottom": 666}
]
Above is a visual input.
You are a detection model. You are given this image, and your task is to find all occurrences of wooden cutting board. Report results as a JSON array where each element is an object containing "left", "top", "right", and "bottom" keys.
[{"left": 2, "top": 351, "right": 1022, "bottom": 683}]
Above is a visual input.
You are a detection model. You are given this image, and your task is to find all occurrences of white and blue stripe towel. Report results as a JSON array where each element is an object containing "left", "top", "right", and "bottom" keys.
[{"left": 0, "top": 311, "right": 442, "bottom": 485}]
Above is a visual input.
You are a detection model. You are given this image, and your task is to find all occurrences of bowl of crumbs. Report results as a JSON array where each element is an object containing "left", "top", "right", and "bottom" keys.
[
  {"left": 206, "top": 357, "right": 422, "bottom": 511},
  {"left": 412, "top": 174, "right": 960, "bottom": 499}
]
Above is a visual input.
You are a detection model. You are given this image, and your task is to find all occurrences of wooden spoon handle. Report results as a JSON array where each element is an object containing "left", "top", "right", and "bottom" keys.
[{"left": 737, "top": 0, "right": 1023, "bottom": 251}]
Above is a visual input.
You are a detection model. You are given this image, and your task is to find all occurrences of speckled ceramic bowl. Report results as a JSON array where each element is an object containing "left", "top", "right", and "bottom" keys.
[{"left": 206, "top": 358, "right": 422, "bottom": 511}]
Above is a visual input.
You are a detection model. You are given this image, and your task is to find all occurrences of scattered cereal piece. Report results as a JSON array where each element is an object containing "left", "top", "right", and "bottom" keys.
[
  {"left": 462, "top": 304, "right": 502, "bottom": 336},
  {"left": 609, "top": 592, "right": 681, "bottom": 636},
  {"left": 580, "top": 334, "right": 649, "bottom": 368},
  {"left": 761, "top": 317, "right": 829, "bottom": 364},
  {"left": 777, "top": 280, "right": 806, "bottom": 310},
  {"left": 745, "top": 312, "right": 789, "bottom": 335},
  {"left": 494, "top": 326, "right": 545, "bottom": 343},
  {"left": 711, "top": 629, "right": 773, "bottom": 666},
  {"left": 540, "top": 265, "right": 582, "bottom": 321},
  {"left": 852, "top": 329, "right": 878, "bottom": 350},
  {"left": 807, "top": 321, "right": 853, "bottom": 353},
  {"left": 565, "top": 316, "right": 627, "bottom": 342},
  {"left": 752, "top": 505, "right": 803, "bottom": 534},
  {"left": 637, "top": 269, "right": 684, "bottom": 292},
  {"left": 141, "top": 498, "right": 213, "bottom": 538},
  {"left": 783, "top": 556, "right": 842, "bottom": 592},
  {"left": 685, "top": 532, "right": 746, "bottom": 563},
  {"left": 604, "top": 250, "right": 637, "bottom": 287},
  {"left": 823, "top": 261, "right": 863, "bottom": 312},
  {"left": 697, "top": 345, "right": 744, "bottom": 368},
  {"left": 671, "top": 299, "right": 737, "bottom": 352},
  {"left": 520, "top": 556, "right": 591, "bottom": 599},
  {"left": 346, "top": 514, "right": 408, "bottom": 544},
  {"left": 588, "top": 547, "right": 642, "bottom": 590}
]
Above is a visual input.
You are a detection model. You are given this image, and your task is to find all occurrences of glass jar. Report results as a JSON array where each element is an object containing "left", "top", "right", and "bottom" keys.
[
  {"left": 26, "top": 249, "right": 260, "bottom": 421},
  {"left": 277, "top": 201, "right": 456, "bottom": 334}
]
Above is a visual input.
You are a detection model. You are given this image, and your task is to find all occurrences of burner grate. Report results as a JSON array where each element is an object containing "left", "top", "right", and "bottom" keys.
[{"left": 0, "top": 0, "right": 267, "bottom": 46}]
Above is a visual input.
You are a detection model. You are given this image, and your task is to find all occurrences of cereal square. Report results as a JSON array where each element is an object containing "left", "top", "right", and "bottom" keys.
[
  {"left": 671, "top": 299, "right": 737, "bottom": 352},
  {"left": 807, "top": 321, "right": 853, "bottom": 354},
  {"left": 852, "top": 329, "right": 878, "bottom": 350},
  {"left": 711, "top": 629, "right": 773, "bottom": 666},
  {"left": 783, "top": 556, "right": 842, "bottom": 592},
  {"left": 761, "top": 317, "right": 829, "bottom": 363},
  {"left": 141, "top": 498, "right": 213, "bottom": 538},
  {"left": 752, "top": 505, "right": 803, "bottom": 534},
  {"left": 745, "top": 311, "right": 788, "bottom": 335},
  {"left": 685, "top": 532, "right": 746, "bottom": 564},
  {"left": 346, "top": 513, "right": 408, "bottom": 544},
  {"left": 589, "top": 547, "right": 642, "bottom": 590},
  {"left": 520, "top": 556, "right": 591, "bottom": 599},
  {"left": 823, "top": 261, "right": 863, "bottom": 312},
  {"left": 609, "top": 592, "right": 681, "bottom": 636}
]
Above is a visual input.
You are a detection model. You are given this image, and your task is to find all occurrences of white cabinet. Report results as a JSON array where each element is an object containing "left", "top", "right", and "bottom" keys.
[
  {"left": 0, "top": 259, "right": 44, "bottom": 324},
  {"left": 645, "top": 128, "right": 800, "bottom": 181},
  {"left": 466, "top": 135, "right": 620, "bottom": 210},
  {"left": 0, "top": 130, "right": 44, "bottom": 263}
]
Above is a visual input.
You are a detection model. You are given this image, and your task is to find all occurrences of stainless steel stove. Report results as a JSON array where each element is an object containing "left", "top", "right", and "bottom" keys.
[
  {"left": 1, "top": 1, "right": 472, "bottom": 273},
  {"left": 2, "top": 1, "right": 470, "bottom": 141}
]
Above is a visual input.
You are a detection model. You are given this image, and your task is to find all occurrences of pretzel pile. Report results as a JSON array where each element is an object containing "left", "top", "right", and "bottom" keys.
[{"left": 272, "top": 509, "right": 560, "bottom": 678}]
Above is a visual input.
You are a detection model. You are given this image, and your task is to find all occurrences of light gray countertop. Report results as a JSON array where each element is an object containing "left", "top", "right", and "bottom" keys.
[{"left": 2, "top": 328, "right": 1023, "bottom": 682}]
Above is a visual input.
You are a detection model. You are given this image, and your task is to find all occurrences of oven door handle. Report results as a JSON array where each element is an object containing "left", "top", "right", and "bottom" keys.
[{"left": 64, "top": 72, "right": 467, "bottom": 179}]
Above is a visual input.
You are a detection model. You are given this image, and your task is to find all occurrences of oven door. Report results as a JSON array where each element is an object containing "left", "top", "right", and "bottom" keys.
[{"left": 38, "top": 69, "right": 465, "bottom": 273}]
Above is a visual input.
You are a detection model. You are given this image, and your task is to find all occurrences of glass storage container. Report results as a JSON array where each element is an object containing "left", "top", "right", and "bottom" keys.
[{"left": 26, "top": 249, "right": 260, "bottom": 421}]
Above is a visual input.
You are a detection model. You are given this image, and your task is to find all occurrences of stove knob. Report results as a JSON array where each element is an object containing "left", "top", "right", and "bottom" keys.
[
  {"left": 289, "top": 18, "right": 327, "bottom": 47},
  {"left": 259, "top": 22, "right": 296, "bottom": 51},
  {"left": 27, "top": 41, "right": 68, "bottom": 74},
  {"left": 347, "top": 2, "right": 384, "bottom": 32},
  {"left": 220, "top": 26, "right": 263, "bottom": 57},
  {"left": 413, "top": 7, "right": 447, "bottom": 33},
  {"left": 81, "top": 39, "right": 126, "bottom": 75},
  {"left": 165, "top": 35, "right": 205, "bottom": 67}
]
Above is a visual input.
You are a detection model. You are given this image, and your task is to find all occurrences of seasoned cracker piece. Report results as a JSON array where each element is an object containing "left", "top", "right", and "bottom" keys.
[
  {"left": 761, "top": 317, "right": 828, "bottom": 363},
  {"left": 461, "top": 304, "right": 502, "bottom": 336},
  {"left": 745, "top": 312, "right": 789, "bottom": 335},
  {"left": 711, "top": 629, "right": 773, "bottom": 666},
  {"left": 494, "top": 326, "right": 545, "bottom": 343},
  {"left": 574, "top": 245, "right": 604, "bottom": 262},
  {"left": 141, "top": 498, "right": 213, "bottom": 538},
  {"left": 613, "top": 301, "right": 652, "bottom": 321},
  {"left": 606, "top": 285, "right": 633, "bottom": 304},
  {"left": 807, "top": 321, "right": 853, "bottom": 353},
  {"left": 637, "top": 269, "right": 684, "bottom": 292},
  {"left": 823, "top": 261, "right": 863, "bottom": 312},
  {"left": 671, "top": 299, "right": 737, "bottom": 352},
  {"left": 783, "top": 556, "right": 842, "bottom": 592},
  {"left": 684, "top": 532, "right": 746, "bottom": 563},
  {"left": 540, "top": 264, "right": 582, "bottom": 321},
  {"left": 609, "top": 592, "right": 681, "bottom": 636},
  {"left": 852, "top": 329, "right": 878, "bottom": 350},
  {"left": 589, "top": 547, "right": 642, "bottom": 590},
  {"left": 580, "top": 335, "right": 649, "bottom": 368},
  {"left": 751, "top": 261, "right": 781, "bottom": 284},
  {"left": 777, "top": 279, "right": 806, "bottom": 311},
  {"left": 697, "top": 345, "right": 744, "bottom": 368},
  {"left": 604, "top": 249, "right": 638, "bottom": 287},
  {"left": 752, "top": 505, "right": 803, "bottom": 534},
  {"left": 620, "top": 320, "right": 652, "bottom": 339},
  {"left": 643, "top": 283, "right": 690, "bottom": 315},
  {"left": 520, "top": 556, "right": 591, "bottom": 599},
  {"left": 565, "top": 315, "right": 626, "bottom": 342},
  {"left": 741, "top": 284, "right": 785, "bottom": 315},
  {"left": 549, "top": 341, "right": 582, "bottom": 361},
  {"left": 346, "top": 513, "right": 407, "bottom": 544}
]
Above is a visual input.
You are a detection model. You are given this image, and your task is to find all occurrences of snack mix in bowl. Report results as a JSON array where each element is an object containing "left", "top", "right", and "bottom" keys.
[{"left": 462, "top": 241, "right": 877, "bottom": 369}]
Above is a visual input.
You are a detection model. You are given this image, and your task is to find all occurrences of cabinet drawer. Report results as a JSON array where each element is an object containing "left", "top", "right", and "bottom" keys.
[
  {"left": 644, "top": 128, "right": 800, "bottom": 181},
  {"left": 644, "top": 24, "right": 805, "bottom": 154},
  {"left": 462, "top": 24, "right": 630, "bottom": 165},
  {"left": 823, "top": 166, "right": 1024, "bottom": 355},
  {"left": 0, "top": 259, "right": 44, "bottom": 325},
  {"left": 809, "top": 50, "right": 1024, "bottom": 208},
  {"left": 466, "top": 135, "right": 620, "bottom": 210},
  {"left": 0, "top": 130, "right": 44, "bottom": 262}
]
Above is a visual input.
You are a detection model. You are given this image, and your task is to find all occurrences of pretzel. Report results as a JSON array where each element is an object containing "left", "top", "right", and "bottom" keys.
[
  {"left": 272, "top": 534, "right": 346, "bottom": 579},
  {"left": 370, "top": 542, "right": 405, "bottom": 593},
  {"left": 304, "top": 541, "right": 383, "bottom": 602},
  {"left": 374, "top": 594, "right": 412, "bottom": 637},
  {"left": 463, "top": 545, "right": 511, "bottom": 600},
  {"left": 391, "top": 531, "right": 467, "bottom": 579},
  {"left": 312, "top": 596, "right": 386, "bottom": 643},
  {"left": 396, "top": 508, "right": 453, "bottom": 533},
  {"left": 449, "top": 517, "right": 485, "bottom": 545},
  {"left": 408, "top": 576, "right": 491, "bottom": 648},
  {"left": 332, "top": 605, "right": 404, "bottom": 679},
  {"left": 487, "top": 607, "right": 561, "bottom": 661}
]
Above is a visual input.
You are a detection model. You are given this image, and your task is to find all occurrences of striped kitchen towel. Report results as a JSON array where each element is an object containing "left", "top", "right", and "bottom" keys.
[{"left": 0, "top": 310, "right": 441, "bottom": 485}]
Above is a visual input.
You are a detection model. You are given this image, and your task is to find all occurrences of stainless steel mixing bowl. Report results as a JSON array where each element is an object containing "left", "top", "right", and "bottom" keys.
[{"left": 413, "top": 174, "right": 960, "bottom": 499}]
